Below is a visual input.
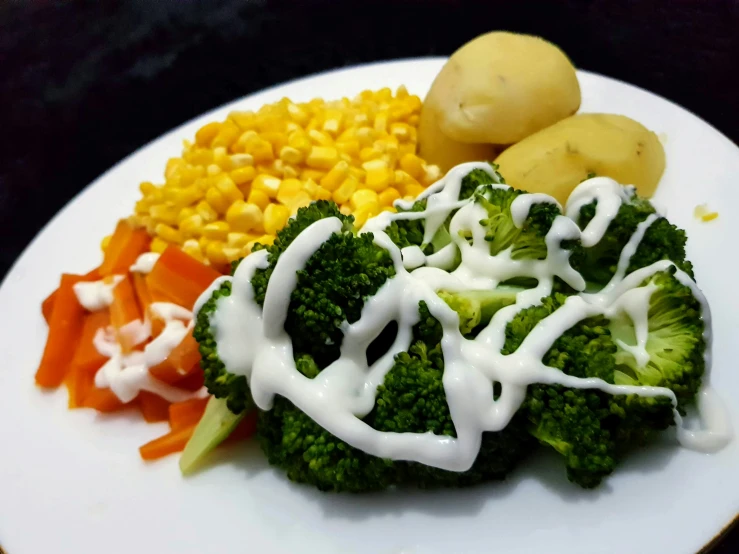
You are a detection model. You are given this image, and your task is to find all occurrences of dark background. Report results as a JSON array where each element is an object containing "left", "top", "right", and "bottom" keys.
[{"left": 1, "top": 0, "right": 737, "bottom": 550}]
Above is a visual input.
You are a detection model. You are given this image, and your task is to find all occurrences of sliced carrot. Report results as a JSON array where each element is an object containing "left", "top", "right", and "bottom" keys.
[
  {"left": 42, "top": 267, "right": 101, "bottom": 323},
  {"left": 149, "top": 331, "right": 201, "bottom": 384},
  {"left": 139, "top": 391, "right": 171, "bottom": 423},
  {"left": 99, "top": 220, "right": 151, "bottom": 276},
  {"left": 169, "top": 397, "right": 209, "bottom": 431},
  {"left": 66, "top": 309, "right": 111, "bottom": 408},
  {"left": 224, "top": 410, "right": 259, "bottom": 444},
  {"left": 35, "top": 274, "right": 88, "bottom": 388},
  {"left": 83, "top": 387, "right": 129, "bottom": 413},
  {"left": 131, "top": 272, "right": 165, "bottom": 338},
  {"left": 173, "top": 368, "right": 205, "bottom": 391},
  {"left": 110, "top": 275, "right": 144, "bottom": 352},
  {"left": 147, "top": 246, "right": 221, "bottom": 309},
  {"left": 139, "top": 424, "right": 197, "bottom": 461}
]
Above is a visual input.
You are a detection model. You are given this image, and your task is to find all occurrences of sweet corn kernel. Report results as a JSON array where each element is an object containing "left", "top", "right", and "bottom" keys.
[
  {"left": 205, "top": 187, "right": 229, "bottom": 214},
  {"left": 180, "top": 214, "right": 204, "bottom": 237},
  {"left": 231, "top": 166, "right": 256, "bottom": 185},
  {"left": 404, "top": 183, "right": 426, "bottom": 198},
  {"left": 149, "top": 204, "right": 180, "bottom": 226},
  {"left": 252, "top": 174, "right": 281, "bottom": 198},
  {"left": 399, "top": 153, "right": 424, "bottom": 179},
  {"left": 195, "top": 122, "right": 221, "bottom": 147},
  {"left": 196, "top": 200, "right": 218, "bottom": 223},
  {"left": 302, "top": 179, "right": 319, "bottom": 198},
  {"left": 264, "top": 204, "right": 290, "bottom": 235},
  {"left": 150, "top": 237, "right": 170, "bottom": 254},
  {"left": 226, "top": 201, "right": 263, "bottom": 233},
  {"left": 379, "top": 187, "right": 401, "bottom": 207},
  {"left": 276, "top": 178, "right": 303, "bottom": 205},
  {"left": 288, "top": 131, "right": 312, "bottom": 154},
  {"left": 315, "top": 186, "right": 333, "bottom": 201},
  {"left": 333, "top": 178, "right": 358, "bottom": 205},
  {"left": 319, "top": 160, "right": 349, "bottom": 191},
  {"left": 308, "top": 129, "right": 333, "bottom": 146},
  {"left": 353, "top": 202, "right": 381, "bottom": 228},
  {"left": 306, "top": 146, "right": 339, "bottom": 169},
  {"left": 176, "top": 207, "right": 197, "bottom": 224},
  {"left": 182, "top": 239, "right": 204, "bottom": 262},
  {"left": 279, "top": 146, "right": 304, "bottom": 165},
  {"left": 300, "top": 168, "right": 325, "bottom": 182},
  {"left": 205, "top": 240, "right": 229, "bottom": 266},
  {"left": 202, "top": 221, "right": 230, "bottom": 241},
  {"left": 247, "top": 189, "right": 270, "bottom": 211},
  {"left": 285, "top": 191, "right": 313, "bottom": 215},
  {"left": 230, "top": 153, "right": 254, "bottom": 168},
  {"left": 227, "top": 232, "right": 257, "bottom": 249},
  {"left": 350, "top": 189, "right": 379, "bottom": 209}
]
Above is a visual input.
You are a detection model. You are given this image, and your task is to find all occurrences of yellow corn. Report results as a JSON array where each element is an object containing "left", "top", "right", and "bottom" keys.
[
  {"left": 247, "top": 189, "right": 270, "bottom": 211},
  {"left": 202, "top": 221, "right": 230, "bottom": 241},
  {"left": 134, "top": 86, "right": 438, "bottom": 266},
  {"left": 150, "top": 237, "right": 170, "bottom": 254},
  {"left": 264, "top": 204, "right": 290, "bottom": 235},
  {"left": 351, "top": 189, "right": 379, "bottom": 210},
  {"left": 379, "top": 187, "right": 401, "bottom": 207}
]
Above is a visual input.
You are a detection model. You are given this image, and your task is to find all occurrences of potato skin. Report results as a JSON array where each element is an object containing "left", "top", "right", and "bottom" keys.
[
  {"left": 494, "top": 113, "right": 666, "bottom": 204},
  {"left": 418, "top": 92, "right": 499, "bottom": 172},
  {"left": 427, "top": 32, "right": 581, "bottom": 145}
]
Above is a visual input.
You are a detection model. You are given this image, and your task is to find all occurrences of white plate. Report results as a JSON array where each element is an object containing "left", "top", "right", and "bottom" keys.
[{"left": 1, "top": 58, "right": 738, "bottom": 554}]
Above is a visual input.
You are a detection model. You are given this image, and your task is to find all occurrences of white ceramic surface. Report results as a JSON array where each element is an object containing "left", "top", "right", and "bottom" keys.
[{"left": 1, "top": 58, "right": 738, "bottom": 554}]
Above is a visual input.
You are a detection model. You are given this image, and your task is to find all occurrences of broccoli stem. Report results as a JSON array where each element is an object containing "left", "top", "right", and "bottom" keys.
[{"left": 179, "top": 396, "right": 247, "bottom": 475}]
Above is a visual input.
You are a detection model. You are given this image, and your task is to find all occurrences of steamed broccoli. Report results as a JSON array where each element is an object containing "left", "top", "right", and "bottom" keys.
[
  {"left": 261, "top": 301, "right": 534, "bottom": 492},
  {"left": 475, "top": 186, "right": 561, "bottom": 260},
  {"left": 189, "top": 165, "right": 707, "bottom": 493},
  {"left": 610, "top": 267, "right": 706, "bottom": 407},
  {"left": 503, "top": 292, "right": 683, "bottom": 488},
  {"left": 569, "top": 193, "right": 693, "bottom": 286}
]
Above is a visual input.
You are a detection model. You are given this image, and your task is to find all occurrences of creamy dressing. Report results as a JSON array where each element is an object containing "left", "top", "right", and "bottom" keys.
[
  {"left": 129, "top": 252, "right": 161, "bottom": 274},
  {"left": 73, "top": 275, "right": 124, "bottom": 311},
  {"left": 200, "top": 169, "right": 732, "bottom": 472},
  {"left": 93, "top": 301, "right": 204, "bottom": 403}
]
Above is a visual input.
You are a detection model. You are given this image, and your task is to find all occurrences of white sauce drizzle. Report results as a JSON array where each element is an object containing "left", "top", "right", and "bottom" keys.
[
  {"left": 73, "top": 275, "right": 124, "bottom": 311},
  {"left": 197, "top": 169, "right": 732, "bottom": 472},
  {"left": 129, "top": 252, "right": 161, "bottom": 274},
  {"left": 93, "top": 301, "right": 204, "bottom": 403}
]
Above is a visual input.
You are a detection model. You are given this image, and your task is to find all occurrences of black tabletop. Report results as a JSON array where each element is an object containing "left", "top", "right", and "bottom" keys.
[{"left": 1, "top": 1, "right": 737, "bottom": 551}]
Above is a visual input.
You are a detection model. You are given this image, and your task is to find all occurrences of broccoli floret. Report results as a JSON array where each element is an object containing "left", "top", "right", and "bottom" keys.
[
  {"left": 475, "top": 187, "right": 560, "bottom": 260},
  {"left": 437, "top": 287, "right": 522, "bottom": 335},
  {"left": 260, "top": 301, "right": 534, "bottom": 492},
  {"left": 610, "top": 267, "right": 706, "bottom": 407},
  {"left": 384, "top": 164, "right": 502, "bottom": 252},
  {"left": 193, "top": 280, "right": 253, "bottom": 415},
  {"left": 459, "top": 166, "right": 502, "bottom": 200},
  {"left": 570, "top": 194, "right": 693, "bottom": 286},
  {"left": 503, "top": 293, "right": 674, "bottom": 488}
]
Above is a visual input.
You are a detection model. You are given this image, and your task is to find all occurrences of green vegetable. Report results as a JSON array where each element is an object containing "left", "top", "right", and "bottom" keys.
[{"left": 179, "top": 396, "right": 246, "bottom": 475}]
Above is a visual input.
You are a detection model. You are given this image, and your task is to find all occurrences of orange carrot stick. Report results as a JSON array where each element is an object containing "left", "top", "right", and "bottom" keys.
[
  {"left": 42, "top": 267, "right": 101, "bottom": 323},
  {"left": 66, "top": 309, "right": 111, "bottom": 408},
  {"left": 110, "top": 276, "right": 144, "bottom": 352},
  {"left": 83, "top": 387, "right": 129, "bottom": 413},
  {"left": 132, "top": 273, "right": 164, "bottom": 338},
  {"left": 35, "top": 274, "right": 88, "bottom": 388},
  {"left": 168, "top": 397, "right": 209, "bottom": 430},
  {"left": 139, "top": 424, "right": 197, "bottom": 461},
  {"left": 99, "top": 220, "right": 151, "bottom": 276},
  {"left": 147, "top": 246, "right": 221, "bottom": 309},
  {"left": 149, "top": 331, "right": 201, "bottom": 384},
  {"left": 138, "top": 391, "right": 171, "bottom": 423}
]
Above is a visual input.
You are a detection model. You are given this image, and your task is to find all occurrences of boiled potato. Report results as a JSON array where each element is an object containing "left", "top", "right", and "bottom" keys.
[
  {"left": 424, "top": 31, "right": 580, "bottom": 146},
  {"left": 418, "top": 90, "right": 499, "bottom": 172},
  {"left": 494, "top": 113, "right": 666, "bottom": 204}
]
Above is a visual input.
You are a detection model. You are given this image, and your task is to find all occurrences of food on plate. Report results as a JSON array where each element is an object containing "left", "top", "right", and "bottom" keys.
[
  {"left": 418, "top": 91, "right": 500, "bottom": 171},
  {"left": 694, "top": 204, "right": 719, "bottom": 222},
  {"left": 494, "top": 113, "right": 666, "bottom": 204},
  {"left": 128, "top": 87, "right": 440, "bottom": 271},
  {"left": 419, "top": 31, "right": 580, "bottom": 151},
  {"left": 186, "top": 162, "right": 730, "bottom": 490}
]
